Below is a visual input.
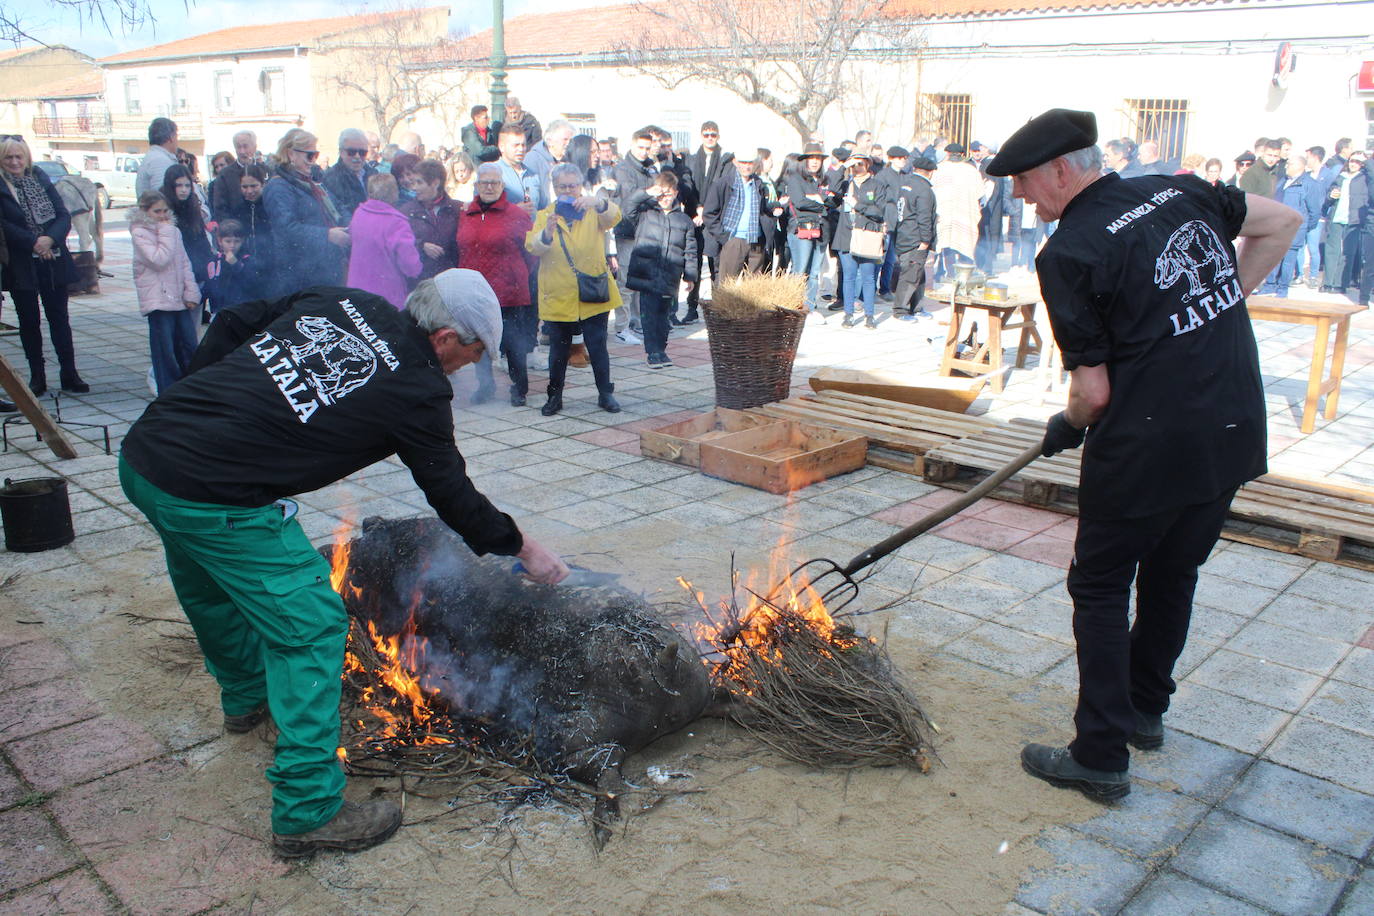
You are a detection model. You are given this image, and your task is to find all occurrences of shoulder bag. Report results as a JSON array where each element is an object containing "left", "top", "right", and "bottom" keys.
[{"left": 556, "top": 222, "right": 610, "bottom": 304}]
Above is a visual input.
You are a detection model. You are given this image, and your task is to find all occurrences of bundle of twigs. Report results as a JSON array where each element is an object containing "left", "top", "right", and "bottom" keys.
[
  {"left": 710, "top": 271, "right": 806, "bottom": 319},
  {"left": 691, "top": 582, "right": 935, "bottom": 772}
]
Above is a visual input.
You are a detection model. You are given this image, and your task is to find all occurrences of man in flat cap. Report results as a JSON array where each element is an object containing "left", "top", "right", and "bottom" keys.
[{"left": 987, "top": 108, "right": 1301, "bottom": 801}]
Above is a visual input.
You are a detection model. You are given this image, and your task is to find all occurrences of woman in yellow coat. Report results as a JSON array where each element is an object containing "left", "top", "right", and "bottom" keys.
[{"left": 526, "top": 162, "right": 623, "bottom": 416}]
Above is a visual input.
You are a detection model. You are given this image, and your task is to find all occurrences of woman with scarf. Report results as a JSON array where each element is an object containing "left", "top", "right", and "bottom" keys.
[
  {"left": 262, "top": 129, "right": 349, "bottom": 298},
  {"left": 0, "top": 137, "right": 87, "bottom": 394},
  {"left": 160, "top": 164, "right": 215, "bottom": 295}
]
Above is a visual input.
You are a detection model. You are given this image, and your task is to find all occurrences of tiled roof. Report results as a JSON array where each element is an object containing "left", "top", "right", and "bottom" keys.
[
  {"left": 39, "top": 71, "right": 105, "bottom": 100},
  {"left": 426, "top": 0, "right": 1213, "bottom": 63},
  {"left": 0, "top": 46, "right": 38, "bottom": 64},
  {"left": 99, "top": 7, "right": 449, "bottom": 64}
]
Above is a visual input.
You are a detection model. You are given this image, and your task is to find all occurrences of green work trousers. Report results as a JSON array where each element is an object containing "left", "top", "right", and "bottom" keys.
[{"left": 119, "top": 456, "right": 346, "bottom": 835}]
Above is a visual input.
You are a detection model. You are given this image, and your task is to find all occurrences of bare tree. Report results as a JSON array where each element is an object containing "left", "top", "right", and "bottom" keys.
[
  {"left": 1, "top": 0, "right": 161, "bottom": 47},
  {"left": 319, "top": 6, "right": 465, "bottom": 144},
  {"left": 617, "top": 0, "right": 919, "bottom": 144}
]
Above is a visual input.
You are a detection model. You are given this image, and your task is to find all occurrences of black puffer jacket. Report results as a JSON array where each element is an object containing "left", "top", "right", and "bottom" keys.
[
  {"left": 624, "top": 192, "right": 698, "bottom": 298},
  {"left": 612, "top": 153, "right": 659, "bottom": 240}
]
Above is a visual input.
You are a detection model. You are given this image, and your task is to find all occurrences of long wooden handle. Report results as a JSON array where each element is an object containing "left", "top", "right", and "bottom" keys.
[{"left": 841, "top": 440, "right": 1046, "bottom": 575}]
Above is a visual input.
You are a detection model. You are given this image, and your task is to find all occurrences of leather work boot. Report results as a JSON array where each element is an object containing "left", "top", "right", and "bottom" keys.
[
  {"left": 540, "top": 386, "right": 563, "bottom": 417},
  {"left": 272, "top": 799, "right": 402, "bottom": 858},
  {"left": 1020, "top": 744, "right": 1130, "bottom": 801},
  {"left": 224, "top": 704, "right": 269, "bottom": 734},
  {"left": 1129, "top": 710, "right": 1164, "bottom": 750}
]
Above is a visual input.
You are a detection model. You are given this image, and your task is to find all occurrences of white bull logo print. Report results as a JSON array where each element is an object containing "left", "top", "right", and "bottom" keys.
[
  {"left": 1154, "top": 220, "right": 1235, "bottom": 300},
  {"left": 285, "top": 316, "right": 377, "bottom": 405}
]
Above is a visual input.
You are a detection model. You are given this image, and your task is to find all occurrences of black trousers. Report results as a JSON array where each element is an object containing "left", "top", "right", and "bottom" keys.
[
  {"left": 1360, "top": 229, "right": 1374, "bottom": 306},
  {"left": 546, "top": 311, "right": 611, "bottom": 395},
  {"left": 475, "top": 304, "right": 537, "bottom": 396},
  {"left": 892, "top": 249, "right": 930, "bottom": 315},
  {"left": 8, "top": 261, "right": 78, "bottom": 381},
  {"left": 685, "top": 226, "right": 715, "bottom": 313},
  {"left": 640, "top": 294, "right": 672, "bottom": 358},
  {"left": 1067, "top": 486, "right": 1237, "bottom": 772}
]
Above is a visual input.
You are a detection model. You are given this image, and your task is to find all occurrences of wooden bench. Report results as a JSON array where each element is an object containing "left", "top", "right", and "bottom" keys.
[{"left": 1247, "top": 296, "right": 1367, "bottom": 434}]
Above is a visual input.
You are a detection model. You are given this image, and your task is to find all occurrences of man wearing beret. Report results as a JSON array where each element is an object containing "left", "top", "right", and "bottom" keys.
[
  {"left": 890, "top": 155, "right": 939, "bottom": 320},
  {"left": 987, "top": 108, "right": 1301, "bottom": 801}
]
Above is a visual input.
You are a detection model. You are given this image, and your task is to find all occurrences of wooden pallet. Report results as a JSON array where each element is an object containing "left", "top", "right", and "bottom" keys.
[
  {"left": 750, "top": 390, "right": 997, "bottom": 474},
  {"left": 920, "top": 418, "right": 1374, "bottom": 570}
]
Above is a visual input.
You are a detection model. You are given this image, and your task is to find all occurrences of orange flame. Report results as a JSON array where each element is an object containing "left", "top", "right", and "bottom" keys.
[{"left": 330, "top": 523, "right": 450, "bottom": 747}]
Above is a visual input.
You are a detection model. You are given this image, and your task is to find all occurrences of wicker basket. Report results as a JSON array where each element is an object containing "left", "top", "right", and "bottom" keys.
[{"left": 703, "top": 303, "right": 806, "bottom": 409}]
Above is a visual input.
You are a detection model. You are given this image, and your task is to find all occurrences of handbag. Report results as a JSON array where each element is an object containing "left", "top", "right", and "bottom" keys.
[
  {"left": 849, "top": 226, "right": 886, "bottom": 259},
  {"left": 556, "top": 223, "right": 610, "bottom": 304}
]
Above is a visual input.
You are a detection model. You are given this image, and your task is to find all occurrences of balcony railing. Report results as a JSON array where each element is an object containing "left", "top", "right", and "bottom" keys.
[
  {"left": 110, "top": 112, "right": 203, "bottom": 141},
  {"left": 32, "top": 112, "right": 113, "bottom": 138}
]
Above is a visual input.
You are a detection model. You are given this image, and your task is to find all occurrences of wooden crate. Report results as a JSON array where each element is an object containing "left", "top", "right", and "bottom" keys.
[
  {"left": 639, "top": 408, "right": 782, "bottom": 468},
  {"left": 699, "top": 421, "right": 867, "bottom": 494}
]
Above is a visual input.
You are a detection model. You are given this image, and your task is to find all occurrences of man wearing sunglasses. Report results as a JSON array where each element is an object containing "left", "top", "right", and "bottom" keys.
[
  {"left": 321, "top": 127, "right": 378, "bottom": 224},
  {"left": 685, "top": 121, "right": 733, "bottom": 322}
]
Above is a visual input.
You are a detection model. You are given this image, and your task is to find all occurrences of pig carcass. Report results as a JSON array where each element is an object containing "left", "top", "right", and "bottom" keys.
[{"left": 326, "top": 516, "right": 710, "bottom": 824}]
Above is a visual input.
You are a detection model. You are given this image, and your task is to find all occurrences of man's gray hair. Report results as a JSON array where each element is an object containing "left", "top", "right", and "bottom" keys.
[
  {"left": 338, "top": 127, "right": 367, "bottom": 149},
  {"left": 232, "top": 129, "right": 256, "bottom": 145},
  {"left": 546, "top": 119, "right": 574, "bottom": 137},
  {"left": 1059, "top": 145, "right": 1104, "bottom": 174},
  {"left": 405, "top": 279, "right": 478, "bottom": 343},
  {"left": 550, "top": 162, "right": 584, "bottom": 189}
]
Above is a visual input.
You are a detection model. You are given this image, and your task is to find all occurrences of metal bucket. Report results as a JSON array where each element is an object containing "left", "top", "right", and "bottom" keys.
[{"left": 0, "top": 477, "right": 75, "bottom": 552}]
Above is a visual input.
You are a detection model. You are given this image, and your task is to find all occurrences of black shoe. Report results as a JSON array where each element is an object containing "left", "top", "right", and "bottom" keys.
[
  {"left": 224, "top": 703, "right": 270, "bottom": 734},
  {"left": 28, "top": 375, "right": 46, "bottom": 396},
  {"left": 510, "top": 391, "right": 527, "bottom": 407},
  {"left": 60, "top": 374, "right": 90, "bottom": 394},
  {"left": 470, "top": 386, "right": 494, "bottom": 405},
  {"left": 598, "top": 392, "right": 621, "bottom": 413},
  {"left": 1128, "top": 710, "right": 1164, "bottom": 750},
  {"left": 827, "top": 302, "right": 845, "bottom": 312},
  {"left": 841, "top": 316, "right": 859, "bottom": 328},
  {"left": 540, "top": 390, "right": 563, "bottom": 416},
  {"left": 681, "top": 311, "right": 699, "bottom": 325},
  {"left": 669, "top": 315, "right": 684, "bottom": 327},
  {"left": 865, "top": 316, "right": 878, "bottom": 329},
  {"left": 273, "top": 799, "right": 402, "bottom": 858},
  {"left": 1020, "top": 744, "right": 1130, "bottom": 801}
]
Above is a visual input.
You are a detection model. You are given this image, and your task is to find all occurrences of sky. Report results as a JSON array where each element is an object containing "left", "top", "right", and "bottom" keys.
[{"left": 11, "top": 0, "right": 610, "bottom": 58}]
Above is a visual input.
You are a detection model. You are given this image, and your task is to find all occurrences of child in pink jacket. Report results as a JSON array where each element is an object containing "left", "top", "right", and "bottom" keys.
[
  {"left": 346, "top": 173, "right": 423, "bottom": 307},
  {"left": 132, "top": 190, "right": 201, "bottom": 393}
]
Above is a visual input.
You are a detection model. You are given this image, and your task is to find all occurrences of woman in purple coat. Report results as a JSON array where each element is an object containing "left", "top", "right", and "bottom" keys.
[{"left": 345, "top": 174, "right": 422, "bottom": 308}]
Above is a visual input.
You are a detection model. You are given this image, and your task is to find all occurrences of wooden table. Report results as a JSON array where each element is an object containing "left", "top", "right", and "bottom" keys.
[
  {"left": 933, "top": 292, "right": 1042, "bottom": 392},
  {"left": 1247, "top": 296, "right": 1367, "bottom": 434}
]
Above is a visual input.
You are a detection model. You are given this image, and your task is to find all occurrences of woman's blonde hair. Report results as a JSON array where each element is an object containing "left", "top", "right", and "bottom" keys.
[
  {"left": 0, "top": 137, "right": 33, "bottom": 174},
  {"left": 275, "top": 128, "right": 317, "bottom": 163}
]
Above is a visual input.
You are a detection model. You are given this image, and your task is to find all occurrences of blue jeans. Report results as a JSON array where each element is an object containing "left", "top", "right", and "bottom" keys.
[
  {"left": 878, "top": 230, "right": 898, "bottom": 294},
  {"left": 839, "top": 252, "right": 877, "bottom": 318},
  {"left": 787, "top": 235, "right": 824, "bottom": 310},
  {"left": 147, "top": 308, "right": 199, "bottom": 394},
  {"left": 1294, "top": 223, "right": 1323, "bottom": 279},
  {"left": 639, "top": 294, "right": 673, "bottom": 358},
  {"left": 476, "top": 304, "right": 537, "bottom": 396}
]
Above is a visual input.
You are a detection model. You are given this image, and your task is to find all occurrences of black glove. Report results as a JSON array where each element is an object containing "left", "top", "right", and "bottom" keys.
[{"left": 1041, "top": 411, "right": 1086, "bottom": 458}]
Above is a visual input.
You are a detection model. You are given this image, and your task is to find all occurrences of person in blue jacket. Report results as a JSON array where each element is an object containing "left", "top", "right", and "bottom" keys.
[{"left": 262, "top": 129, "right": 350, "bottom": 298}]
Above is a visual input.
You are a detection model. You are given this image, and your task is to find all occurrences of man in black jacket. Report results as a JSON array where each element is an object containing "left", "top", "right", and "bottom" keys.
[
  {"left": 320, "top": 128, "right": 376, "bottom": 225},
  {"left": 119, "top": 271, "right": 569, "bottom": 857},
  {"left": 612, "top": 128, "right": 662, "bottom": 339},
  {"left": 891, "top": 155, "right": 938, "bottom": 320},
  {"left": 875, "top": 146, "right": 911, "bottom": 296},
  {"left": 703, "top": 157, "right": 771, "bottom": 278},
  {"left": 460, "top": 105, "right": 502, "bottom": 163},
  {"left": 683, "top": 121, "right": 732, "bottom": 322}
]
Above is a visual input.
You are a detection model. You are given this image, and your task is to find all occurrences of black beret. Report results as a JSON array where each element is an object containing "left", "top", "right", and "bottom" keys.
[
  {"left": 985, "top": 108, "right": 1098, "bottom": 177},
  {"left": 831, "top": 147, "right": 851, "bottom": 161},
  {"left": 944, "top": 142, "right": 967, "bottom": 155},
  {"left": 887, "top": 145, "right": 909, "bottom": 158},
  {"left": 1235, "top": 151, "right": 1256, "bottom": 164},
  {"left": 910, "top": 155, "right": 938, "bottom": 171}
]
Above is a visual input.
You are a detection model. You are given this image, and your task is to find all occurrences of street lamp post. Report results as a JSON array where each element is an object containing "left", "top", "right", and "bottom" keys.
[{"left": 490, "top": 0, "right": 508, "bottom": 124}]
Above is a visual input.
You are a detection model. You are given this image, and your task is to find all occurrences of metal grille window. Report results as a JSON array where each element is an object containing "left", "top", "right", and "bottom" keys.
[
  {"left": 916, "top": 94, "right": 973, "bottom": 149},
  {"left": 214, "top": 71, "right": 234, "bottom": 113},
  {"left": 1123, "top": 98, "right": 1190, "bottom": 165}
]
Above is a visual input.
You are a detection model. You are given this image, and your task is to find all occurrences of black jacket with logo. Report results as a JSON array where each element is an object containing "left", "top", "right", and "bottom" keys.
[
  {"left": 1036, "top": 173, "right": 1265, "bottom": 519},
  {"left": 892, "top": 174, "right": 936, "bottom": 254},
  {"left": 121, "top": 287, "right": 522, "bottom": 557}
]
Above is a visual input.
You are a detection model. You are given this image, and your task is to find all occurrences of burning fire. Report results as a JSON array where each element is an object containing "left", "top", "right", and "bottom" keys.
[
  {"left": 683, "top": 537, "right": 861, "bottom": 686},
  {"left": 330, "top": 523, "right": 455, "bottom": 749}
]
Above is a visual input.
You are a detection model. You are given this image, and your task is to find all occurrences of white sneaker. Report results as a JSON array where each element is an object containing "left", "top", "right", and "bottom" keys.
[{"left": 616, "top": 329, "right": 642, "bottom": 344}]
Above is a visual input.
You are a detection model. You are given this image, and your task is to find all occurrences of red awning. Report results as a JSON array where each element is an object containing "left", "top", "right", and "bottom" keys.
[{"left": 1359, "top": 60, "right": 1374, "bottom": 92}]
